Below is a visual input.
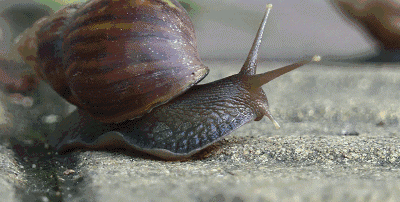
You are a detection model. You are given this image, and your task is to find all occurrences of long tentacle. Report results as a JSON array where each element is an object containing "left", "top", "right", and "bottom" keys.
[
  {"left": 249, "top": 55, "right": 321, "bottom": 89},
  {"left": 240, "top": 4, "right": 273, "bottom": 75}
]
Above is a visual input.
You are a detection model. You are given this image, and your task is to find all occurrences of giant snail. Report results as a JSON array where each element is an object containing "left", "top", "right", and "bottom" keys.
[{"left": 15, "top": 0, "right": 319, "bottom": 160}]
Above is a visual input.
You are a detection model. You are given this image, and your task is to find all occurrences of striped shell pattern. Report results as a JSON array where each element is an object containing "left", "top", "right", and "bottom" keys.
[{"left": 16, "top": 0, "right": 209, "bottom": 123}]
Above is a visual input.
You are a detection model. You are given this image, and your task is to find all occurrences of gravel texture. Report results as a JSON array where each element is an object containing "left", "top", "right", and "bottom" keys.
[
  {"left": 1, "top": 61, "right": 400, "bottom": 201},
  {"left": 0, "top": 143, "right": 24, "bottom": 202},
  {"left": 55, "top": 132, "right": 400, "bottom": 201}
]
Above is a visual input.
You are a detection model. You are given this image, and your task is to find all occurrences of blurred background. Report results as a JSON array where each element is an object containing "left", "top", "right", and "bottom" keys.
[{"left": 0, "top": 0, "right": 376, "bottom": 61}]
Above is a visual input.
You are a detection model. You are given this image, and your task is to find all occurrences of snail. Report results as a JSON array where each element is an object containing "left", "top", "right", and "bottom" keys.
[
  {"left": 15, "top": 0, "right": 319, "bottom": 160},
  {"left": 332, "top": 0, "right": 400, "bottom": 51},
  {"left": 332, "top": 0, "right": 400, "bottom": 62}
]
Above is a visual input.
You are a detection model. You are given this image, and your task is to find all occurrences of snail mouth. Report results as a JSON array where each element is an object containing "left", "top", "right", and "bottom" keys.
[{"left": 248, "top": 87, "right": 280, "bottom": 129}]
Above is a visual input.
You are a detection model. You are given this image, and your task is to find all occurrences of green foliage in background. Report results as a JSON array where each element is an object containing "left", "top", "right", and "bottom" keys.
[
  {"left": 32, "top": 0, "right": 61, "bottom": 11},
  {"left": 178, "top": 0, "right": 201, "bottom": 17}
]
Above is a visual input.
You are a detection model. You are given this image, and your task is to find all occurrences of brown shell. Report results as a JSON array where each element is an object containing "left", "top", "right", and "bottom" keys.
[
  {"left": 37, "top": 4, "right": 82, "bottom": 106},
  {"left": 333, "top": 0, "right": 400, "bottom": 50},
  {"left": 17, "top": 0, "right": 209, "bottom": 123}
]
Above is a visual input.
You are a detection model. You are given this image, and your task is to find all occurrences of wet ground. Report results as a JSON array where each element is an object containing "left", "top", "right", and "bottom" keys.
[{"left": 1, "top": 60, "right": 400, "bottom": 201}]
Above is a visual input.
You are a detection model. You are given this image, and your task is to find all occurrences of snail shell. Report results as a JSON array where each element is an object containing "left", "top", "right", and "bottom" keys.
[
  {"left": 332, "top": 0, "right": 400, "bottom": 55},
  {"left": 16, "top": 0, "right": 209, "bottom": 123}
]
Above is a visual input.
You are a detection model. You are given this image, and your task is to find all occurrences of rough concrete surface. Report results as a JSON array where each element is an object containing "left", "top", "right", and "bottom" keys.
[
  {"left": 0, "top": 143, "right": 24, "bottom": 202},
  {"left": 1, "top": 60, "right": 400, "bottom": 201}
]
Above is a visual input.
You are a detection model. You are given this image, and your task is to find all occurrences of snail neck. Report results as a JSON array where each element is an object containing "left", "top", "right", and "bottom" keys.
[{"left": 178, "top": 73, "right": 270, "bottom": 122}]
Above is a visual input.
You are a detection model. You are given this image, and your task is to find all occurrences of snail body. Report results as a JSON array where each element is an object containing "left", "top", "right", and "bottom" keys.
[{"left": 16, "top": 0, "right": 316, "bottom": 160}]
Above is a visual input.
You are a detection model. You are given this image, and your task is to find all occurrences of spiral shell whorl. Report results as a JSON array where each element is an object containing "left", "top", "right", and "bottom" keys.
[
  {"left": 19, "top": 0, "right": 209, "bottom": 123},
  {"left": 36, "top": 4, "right": 81, "bottom": 106}
]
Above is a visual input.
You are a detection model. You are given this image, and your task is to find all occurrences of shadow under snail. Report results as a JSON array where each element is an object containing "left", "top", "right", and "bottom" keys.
[{"left": 15, "top": 0, "right": 319, "bottom": 160}]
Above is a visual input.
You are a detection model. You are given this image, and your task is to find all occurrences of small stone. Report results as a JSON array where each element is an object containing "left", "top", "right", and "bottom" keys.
[
  {"left": 63, "top": 169, "right": 75, "bottom": 175},
  {"left": 41, "top": 196, "right": 49, "bottom": 202},
  {"left": 58, "top": 177, "right": 65, "bottom": 182},
  {"left": 42, "top": 114, "right": 60, "bottom": 124}
]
